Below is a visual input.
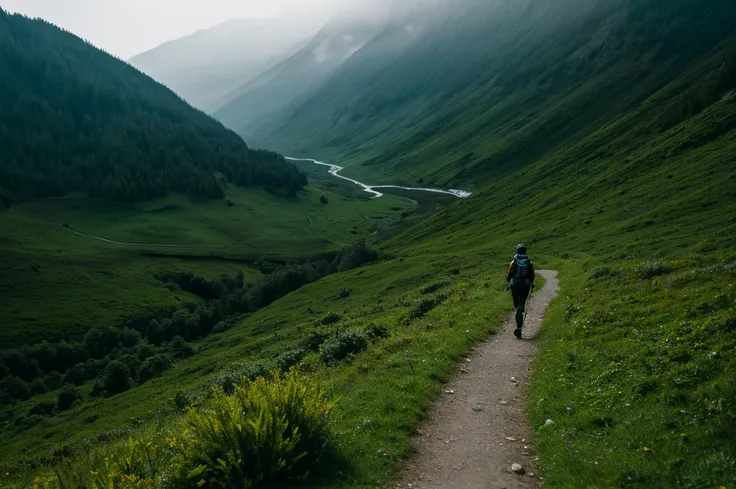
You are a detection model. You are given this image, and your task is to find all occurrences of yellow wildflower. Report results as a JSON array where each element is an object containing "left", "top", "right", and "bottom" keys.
[{"left": 643, "top": 446, "right": 651, "bottom": 452}]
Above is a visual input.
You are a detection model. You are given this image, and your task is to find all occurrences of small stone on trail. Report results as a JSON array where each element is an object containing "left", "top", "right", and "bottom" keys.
[
  {"left": 499, "top": 400, "right": 508, "bottom": 405},
  {"left": 460, "top": 368, "right": 468, "bottom": 373},
  {"left": 473, "top": 406, "right": 483, "bottom": 412},
  {"left": 545, "top": 419, "right": 554, "bottom": 426},
  {"left": 445, "top": 389, "right": 454, "bottom": 395},
  {"left": 510, "top": 377, "right": 517, "bottom": 382},
  {"left": 505, "top": 437, "right": 517, "bottom": 442},
  {"left": 511, "top": 463, "right": 525, "bottom": 475}
]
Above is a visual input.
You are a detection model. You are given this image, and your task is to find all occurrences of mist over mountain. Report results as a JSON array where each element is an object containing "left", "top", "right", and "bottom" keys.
[
  {"left": 129, "top": 15, "right": 323, "bottom": 111},
  {"left": 216, "top": 0, "right": 736, "bottom": 187},
  {"left": 213, "top": 14, "right": 387, "bottom": 138}
]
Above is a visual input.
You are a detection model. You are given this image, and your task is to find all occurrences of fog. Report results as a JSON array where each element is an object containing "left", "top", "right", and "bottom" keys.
[{"left": 0, "top": 0, "right": 442, "bottom": 59}]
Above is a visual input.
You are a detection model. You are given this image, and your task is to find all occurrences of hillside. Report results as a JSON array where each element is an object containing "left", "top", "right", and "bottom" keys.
[
  {"left": 129, "top": 16, "right": 321, "bottom": 112},
  {"left": 0, "top": 8, "right": 305, "bottom": 207},
  {"left": 1, "top": 1, "right": 735, "bottom": 489},
  {"left": 213, "top": 14, "right": 384, "bottom": 139},
  {"left": 226, "top": 0, "right": 736, "bottom": 188}
]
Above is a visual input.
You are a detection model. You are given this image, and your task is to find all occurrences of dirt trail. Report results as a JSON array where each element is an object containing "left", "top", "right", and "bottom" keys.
[{"left": 398, "top": 270, "right": 559, "bottom": 489}]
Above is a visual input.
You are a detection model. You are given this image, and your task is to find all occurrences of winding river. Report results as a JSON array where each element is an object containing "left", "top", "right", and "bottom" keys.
[{"left": 285, "top": 157, "right": 472, "bottom": 199}]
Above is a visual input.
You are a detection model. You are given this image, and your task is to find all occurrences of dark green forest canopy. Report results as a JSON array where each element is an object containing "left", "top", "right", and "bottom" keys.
[{"left": 0, "top": 9, "right": 306, "bottom": 206}]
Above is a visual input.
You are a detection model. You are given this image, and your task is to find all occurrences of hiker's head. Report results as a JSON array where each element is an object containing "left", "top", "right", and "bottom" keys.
[{"left": 516, "top": 244, "right": 527, "bottom": 255}]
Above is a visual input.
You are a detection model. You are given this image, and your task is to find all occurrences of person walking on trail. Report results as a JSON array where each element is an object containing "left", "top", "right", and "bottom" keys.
[{"left": 506, "top": 244, "right": 535, "bottom": 339}]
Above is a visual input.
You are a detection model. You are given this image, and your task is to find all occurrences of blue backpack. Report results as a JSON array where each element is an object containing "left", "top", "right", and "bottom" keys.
[{"left": 514, "top": 257, "right": 531, "bottom": 280}]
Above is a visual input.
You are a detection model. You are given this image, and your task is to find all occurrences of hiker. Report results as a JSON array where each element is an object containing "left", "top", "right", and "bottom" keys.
[{"left": 506, "top": 244, "right": 535, "bottom": 339}]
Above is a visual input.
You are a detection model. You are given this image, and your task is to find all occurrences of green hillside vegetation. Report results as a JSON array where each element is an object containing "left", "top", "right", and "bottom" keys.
[
  {"left": 242, "top": 0, "right": 736, "bottom": 188},
  {"left": 1, "top": 1, "right": 736, "bottom": 489},
  {"left": 0, "top": 9, "right": 305, "bottom": 206},
  {"left": 0, "top": 182, "right": 414, "bottom": 347}
]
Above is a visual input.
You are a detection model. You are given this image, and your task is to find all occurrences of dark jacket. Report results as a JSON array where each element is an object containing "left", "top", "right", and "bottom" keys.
[{"left": 506, "top": 254, "right": 535, "bottom": 285}]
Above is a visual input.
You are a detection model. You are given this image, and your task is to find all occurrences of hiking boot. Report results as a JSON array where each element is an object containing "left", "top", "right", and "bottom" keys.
[{"left": 514, "top": 328, "right": 522, "bottom": 339}]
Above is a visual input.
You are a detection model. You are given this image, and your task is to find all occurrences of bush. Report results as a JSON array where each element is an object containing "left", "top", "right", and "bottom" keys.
[
  {"left": 276, "top": 349, "right": 306, "bottom": 371},
  {"left": 211, "top": 361, "right": 269, "bottom": 395},
  {"left": 172, "top": 371, "right": 333, "bottom": 487},
  {"left": 406, "top": 293, "right": 449, "bottom": 322},
  {"left": 588, "top": 266, "right": 619, "bottom": 280},
  {"left": 303, "top": 328, "right": 332, "bottom": 352},
  {"left": 30, "top": 378, "right": 49, "bottom": 395},
  {"left": 336, "top": 288, "right": 351, "bottom": 299},
  {"left": 5, "top": 376, "right": 31, "bottom": 401},
  {"left": 63, "top": 364, "right": 87, "bottom": 386},
  {"left": 43, "top": 371, "right": 64, "bottom": 390},
  {"left": 320, "top": 329, "right": 369, "bottom": 364},
  {"left": 57, "top": 384, "right": 81, "bottom": 411},
  {"left": 317, "top": 311, "right": 341, "bottom": 326},
  {"left": 636, "top": 261, "right": 674, "bottom": 279},
  {"left": 211, "top": 321, "right": 228, "bottom": 335},
  {"left": 29, "top": 400, "right": 56, "bottom": 416},
  {"left": 365, "top": 324, "right": 390, "bottom": 340},
  {"left": 168, "top": 335, "right": 194, "bottom": 358},
  {"left": 120, "top": 328, "right": 142, "bottom": 348},
  {"left": 138, "top": 354, "right": 173, "bottom": 383},
  {"left": 103, "top": 361, "right": 133, "bottom": 395}
]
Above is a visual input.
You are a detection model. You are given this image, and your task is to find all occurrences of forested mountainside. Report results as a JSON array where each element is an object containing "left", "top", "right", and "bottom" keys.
[{"left": 0, "top": 9, "right": 306, "bottom": 208}]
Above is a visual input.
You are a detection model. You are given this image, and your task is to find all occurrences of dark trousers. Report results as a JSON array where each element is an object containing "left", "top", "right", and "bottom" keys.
[{"left": 510, "top": 280, "right": 531, "bottom": 329}]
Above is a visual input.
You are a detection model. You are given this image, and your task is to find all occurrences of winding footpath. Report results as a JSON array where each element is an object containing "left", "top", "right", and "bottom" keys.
[
  {"left": 398, "top": 270, "right": 559, "bottom": 489},
  {"left": 285, "top": 157, "right": 472, "bottom": 199}
]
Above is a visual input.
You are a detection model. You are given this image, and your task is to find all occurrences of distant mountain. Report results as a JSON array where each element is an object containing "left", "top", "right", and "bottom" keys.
[
  {"left": 0, "top": 9, "right": 306, "bottom": 207},
  {"left": 213, "top": 14, "right": 385, "bottom": 141},
  {"left": 128, "top": 16, "right": 322, "bottom": 112}
]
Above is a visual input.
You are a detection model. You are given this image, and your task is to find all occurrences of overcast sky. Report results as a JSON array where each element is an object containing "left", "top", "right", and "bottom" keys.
[{"left": 1, "top": 0, "right": 350, "bottom": 59}]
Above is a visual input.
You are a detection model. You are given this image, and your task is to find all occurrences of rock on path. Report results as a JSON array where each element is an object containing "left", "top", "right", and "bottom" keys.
[{"left": 397, "top": 270, "right": 560, "bottom": 489}]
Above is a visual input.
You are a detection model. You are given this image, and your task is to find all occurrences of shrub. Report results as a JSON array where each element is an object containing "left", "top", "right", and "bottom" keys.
[
  {"left": 303, "top": 329, "right": 332, "bottom": 352},
  {"left": 210, "top": 321, "right": 228, "bottom": 335},
  {"left": 211, "top": 361, "right": 269, "bottom": 395},
  {"left": 136, "top": 342, "right": 156, "bottom": 361},
  {"left": 276, "top": 349, "right": 306, "bottom": 371},
  {"left": 168, "top": 335, "right": 195, "bottom": 358},
  {"left": 317, "top": 311, "right": 341, "bottom": 326},
  {"left": 103, "top": 361, "right": 133, "bottom": 395},
  {"left": 636, "top": 261, "right": 674, "bottom": 279},
  {"left": 30, "top": 378, "right": 49, "bottom": 395},
  {"left": 5, "top": 376, "right": 31, "bottom": 401},
  {"left": 57, "top": 384, "right": 81, "bottom": 411},
  {"left": 365, "top": 324, "right": 390, "bottom": 340},
  {"left": 320, "top": 329, "right": 369, "bottom": 364},
  {"left": 172, "top": 371, "right": 333, "bottom": 488},
  {"left": 406, "top": 293, "right": 449, "bottom": 322},
  {"left": 29, "top": 400, "right": 56, "bottom": 416},
  {"left": 120, "top": 328, "right": 142, "bottom": 348},
  {"left": 63, "top": 364, "right": 87, "bottom": 386},
  {"left": 336, "top": 288, "right": 351, "bottom": 299},
  {"left": 43, "top": 370, "right": 64, "bottom": 390},
  {"left": 138, "top": 354, "right": 173, "bottom": 383},
  {"left": 588, "top": 266, "right": 619, "bottom": 280}
]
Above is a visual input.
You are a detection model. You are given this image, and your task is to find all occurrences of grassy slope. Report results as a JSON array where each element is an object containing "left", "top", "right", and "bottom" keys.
[
  {"left": 2, "top": 253, "right": 513, "bottom": 489},
  {"left": 0, "top": 183, "right": 414, "bottom": 347},
  {"left": 387, "top": 57, "right": 736, "bottom": 487},
  {"left": 3, "top": 4, "right": 736, "bottom": 489},
  {"left": 252, "top": 0, "right": 736, "bottom": 192}
]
